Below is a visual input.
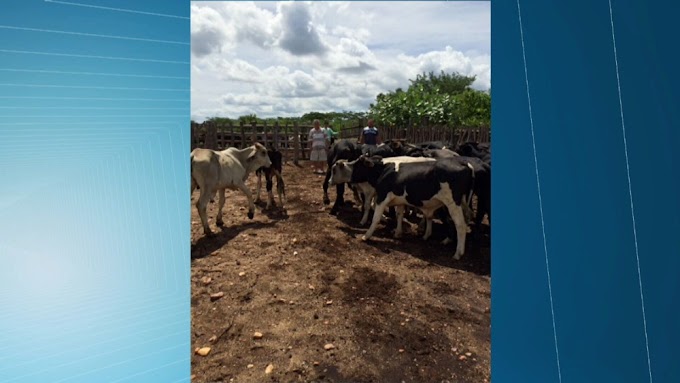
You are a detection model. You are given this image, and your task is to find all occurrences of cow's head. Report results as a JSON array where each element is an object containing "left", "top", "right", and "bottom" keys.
[
  {"left": 385, "top": 139, "right": 406, "bottom": 154},
  {"left": 330, "top": 155, "right": 379, "bottom": 185},
  {"left": 329, "top": 159, "right": 353, "bottom": 186},
  {"left": 248, "top": 142, "right": 272, "bottom": 169},
  {"left": 456, "top": 142, "right": 480, "bottom": 157}
]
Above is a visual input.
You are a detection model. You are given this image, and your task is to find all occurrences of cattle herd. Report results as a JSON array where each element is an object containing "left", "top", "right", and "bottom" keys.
[{"left": 190, "top": 138, "right": 491, "bottom": 260}]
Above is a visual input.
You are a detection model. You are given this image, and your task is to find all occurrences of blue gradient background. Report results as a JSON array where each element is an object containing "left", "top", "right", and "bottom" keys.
[
  {"left": 493, "top": 0, "right": 680, "bottom": 382},
  {"left": 0, "top": 1, "right": 189, "bottom": 382},
  {"left": 2, "top": 0, "right": 679, "bottom": 382}
]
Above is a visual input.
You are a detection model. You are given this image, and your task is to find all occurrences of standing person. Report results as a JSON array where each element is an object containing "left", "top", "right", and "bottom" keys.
[
  {"left": 357, "top": 118, "right": 381, "bottom": 147},
  {"left": 322, "top": 121, "right": 337, "bottom": 146},
  {"left": 308, "top": 119, "right": 328, "bottom": 174}
]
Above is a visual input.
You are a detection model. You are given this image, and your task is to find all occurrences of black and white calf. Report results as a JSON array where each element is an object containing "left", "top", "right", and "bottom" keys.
[
  {"left": 332, "top": 156, "right": 436, "bottom": 226},
  {"left": 322, "top": 139, "right": 363, "bottom": 214},
  {"left": 255, "top": 145, "right": 286, "bottom": 210},
  {"left": 329, "top": 155, "right": 475, "bottom": 260}
]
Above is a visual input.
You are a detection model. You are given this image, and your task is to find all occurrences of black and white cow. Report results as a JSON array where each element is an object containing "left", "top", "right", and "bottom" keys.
[
  {"left": 456, "top": 142, "right": 490, "bottom": 165},
  {"left": 255, "top": 144, "right": 286, "bottom": 210},
  {"left": 423, "top": 149, "right": 490, "bottom": 238},
  {"left": 329, "top": 155, "right": 475, "bottom": 260},
  {"left": 336, "top": 156, "right": 436, "bottom": 226},
  {"left": 416, "top": 141, "right": 454, "bottom": 151},
  {"left": 446, "top": 144, "right": 491, "bottom": 228},
  {"left": 322, "top": 139, "right": 363, "bottom": 214}
]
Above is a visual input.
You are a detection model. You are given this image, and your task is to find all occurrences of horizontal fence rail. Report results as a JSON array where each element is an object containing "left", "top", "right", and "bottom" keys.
[{"left": 190, "top": 120, "right": 490, "bottom": 163}]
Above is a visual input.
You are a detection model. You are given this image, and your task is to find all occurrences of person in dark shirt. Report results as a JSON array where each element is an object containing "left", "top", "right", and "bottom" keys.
[{"left": 358, "top": 118, "right": 381, "bottom": 147}]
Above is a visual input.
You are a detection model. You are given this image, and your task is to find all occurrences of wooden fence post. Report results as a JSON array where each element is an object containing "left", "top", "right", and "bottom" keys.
[
  {"left": 250, "top": 121, "right": 257, "bottom": 144},
  {"left": 205, "top": 122, "right": 217, "bottom": 150},
  {"left": 240, "top": 121, "right": 246, "bottom": 148},
  {"left": 229, "top": 121, "right": 235, "bottom": 148},
  {"left": 293, "top": 121, "right": 300, "bottom": 165},
  {"left": 273, "top": 121, "right": 280, "bottom": 149},
  {"left": 190, "top": 122, "right": 196, "bottom": 150},
  {"left": 283, "top": 121, "right": 289, "bottom": 164},
  {"left": 263, "top": 121, "right": 268, "bottom": 146}
]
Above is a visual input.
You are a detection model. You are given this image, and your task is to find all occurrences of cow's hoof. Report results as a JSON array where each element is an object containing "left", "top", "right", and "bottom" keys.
[
  {"left": 360, "top": 235, "right": 369, "bottom": 241},
  {"left": 453, "top": 251, "right": 463, "bottom": 260},
  {"left": 394, "top": 232, "right": 402, "bottom": 239},
  {"left": 441, "top": 237, "right": 452, "bottom": 245},
  {"left": 204, "top": 230, "right": 215, "bottom": 237},
  {"left": 247, "top": 211, "right": 254, "bottom": 220},
  {"left": 323, "top": 197, "right": 330, "bottom": 205},
  {"left": 216, "top": 220, "right": 224, "bottom": 227},
  {"left": 359, "top": 220, "right": 368, "bottom": 226}
]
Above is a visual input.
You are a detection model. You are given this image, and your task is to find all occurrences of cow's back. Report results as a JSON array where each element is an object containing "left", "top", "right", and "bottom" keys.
[
  {"left": 329, "top": 139, "right": 361, "bottom": 164},
  {"left": 371, "top": 161, "right": 441, "bottom": 206},
  {"left": 191, "top": 148, "right": 221, "bottom": 188},
  {"left": 433, "top": 158, "right": 476, "bottom": 203}
]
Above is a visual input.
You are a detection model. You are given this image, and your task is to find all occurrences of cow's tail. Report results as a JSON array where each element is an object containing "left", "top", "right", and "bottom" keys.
[
  {"left": 462, "top": 162, "right": 476, "bottom": 223},
  {"left": 190, "top": 153, "right": 198, "bottom": 194},
  {"left": 274, "top": 169, "right": 286, "bottom": 199}
]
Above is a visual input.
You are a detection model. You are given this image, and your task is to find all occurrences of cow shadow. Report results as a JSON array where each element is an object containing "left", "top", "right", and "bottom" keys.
[
  {"left": 254, "top": 200, "right": 290, "bottom": 220},
  {"left": 336, "top": 212, "right": 490, "bottom": 276},
  {"left": 191, "top": 220, "right": 279, "bottom": 261}
]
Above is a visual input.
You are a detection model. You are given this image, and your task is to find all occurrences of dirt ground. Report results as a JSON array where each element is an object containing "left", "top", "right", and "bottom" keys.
[{"left": 191, "top": 160, "right": 491, "bottom": 383}]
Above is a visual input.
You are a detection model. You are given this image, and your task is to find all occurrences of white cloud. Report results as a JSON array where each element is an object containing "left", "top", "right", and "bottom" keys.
[{"left": 191, "top": 1, "right": 490, "bottom": 122}]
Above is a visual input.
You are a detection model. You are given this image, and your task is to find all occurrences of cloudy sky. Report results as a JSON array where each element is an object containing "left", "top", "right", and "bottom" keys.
[{"left": 191, "top": 1, "right": 490, "bottom": 122}]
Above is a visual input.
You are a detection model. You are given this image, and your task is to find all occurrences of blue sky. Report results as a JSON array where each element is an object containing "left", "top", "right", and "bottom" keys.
[{"left": 191, "top": 1, "right": 490, "bottom": 122}]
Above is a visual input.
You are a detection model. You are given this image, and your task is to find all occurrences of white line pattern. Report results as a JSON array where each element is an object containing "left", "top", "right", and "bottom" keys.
[
  {"left": 0, "top": 83, "right": 188, "bottom": 91},
  {"left": 0, "top": 25, "right": 189, "bottom": 45},
  {"left": 516, "top": 1, "right": 563, "bottom": 382},
  {"left": 0, "top": 49, "right": 189, "bottom": 64},
  {"left": 44, "top": 0, "right": 190, "bottom": 20},
  {"left": 607, "top": 1, "right": 653, "bottom": 381},
  {"left": 0, "top": 68, "right": 188, "bottom": 79}
]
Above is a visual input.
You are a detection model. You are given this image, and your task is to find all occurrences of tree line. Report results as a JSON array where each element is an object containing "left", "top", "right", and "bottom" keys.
[{"left": 194, "top": 71, "right": 490, "bottom": 131}]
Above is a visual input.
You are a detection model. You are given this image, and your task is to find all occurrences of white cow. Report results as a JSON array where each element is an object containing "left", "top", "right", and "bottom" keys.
[{"left": 191, "top": 143, "right": 272, "bottom": 236}]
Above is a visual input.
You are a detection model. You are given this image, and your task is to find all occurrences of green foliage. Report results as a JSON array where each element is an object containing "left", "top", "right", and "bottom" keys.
[
  {"left": 200, "top": 71, "right": 492, "bottom": 131},
  {"left": 369, "top": 71, "right": 490, "bottom": 127}
]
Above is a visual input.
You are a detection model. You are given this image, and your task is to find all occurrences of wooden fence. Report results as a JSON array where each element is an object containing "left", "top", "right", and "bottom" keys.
[{"left": 190, "top": 120, "right": 490, "bottom": 163}]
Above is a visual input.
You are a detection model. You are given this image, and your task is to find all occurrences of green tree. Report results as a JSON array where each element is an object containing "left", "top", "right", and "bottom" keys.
[{"left": 369, "top": 71, "right": 490, "bottom": 128}]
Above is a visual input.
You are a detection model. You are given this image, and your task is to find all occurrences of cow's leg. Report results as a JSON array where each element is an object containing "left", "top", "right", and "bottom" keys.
[
  {"left": 423, "top": 216, "right": 434, "bottom": 240},
  {"left": 446, "top": 203, "right": 468, "bottom": 260},
  {"left": 236, "top": 181, "right": 256, "bottom": 219},
  {"left": 352, "top": 185, "right": 363, "bottom": 206},
  {"left": 359, "top": 188, "right": 374, "bottom": 226},
  {"left": 362, "top": 197, "right": 393, "bottom": 241},
  {"left": 330, "top": 183, "right": 346, "bottom": 215},
  {"left": 322, "top": 167, "right": 332, "bottom": 205},
  {"left": 275, "top": 170, "right": 286, "bottom": 209},
  {"left": 215, "top": 189, "right": 226, "bottom": 227},
  {"left": 441, "top": 212, "right": 456, "bottom": 245},
  {"left": 394, "top": 205, "right": 405, "bottom": 239},
  {"left": 196, "top": 189, "right": 213, "bottom": 235},
  {"left": 265, "top": 172, "right": 274, "bottom": 210},
  {"left": 418, "top": 215, "right": 427, "bottom": 232},
  {"left": 255, "top": 171, "right": 262, "bottom": 204}
]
